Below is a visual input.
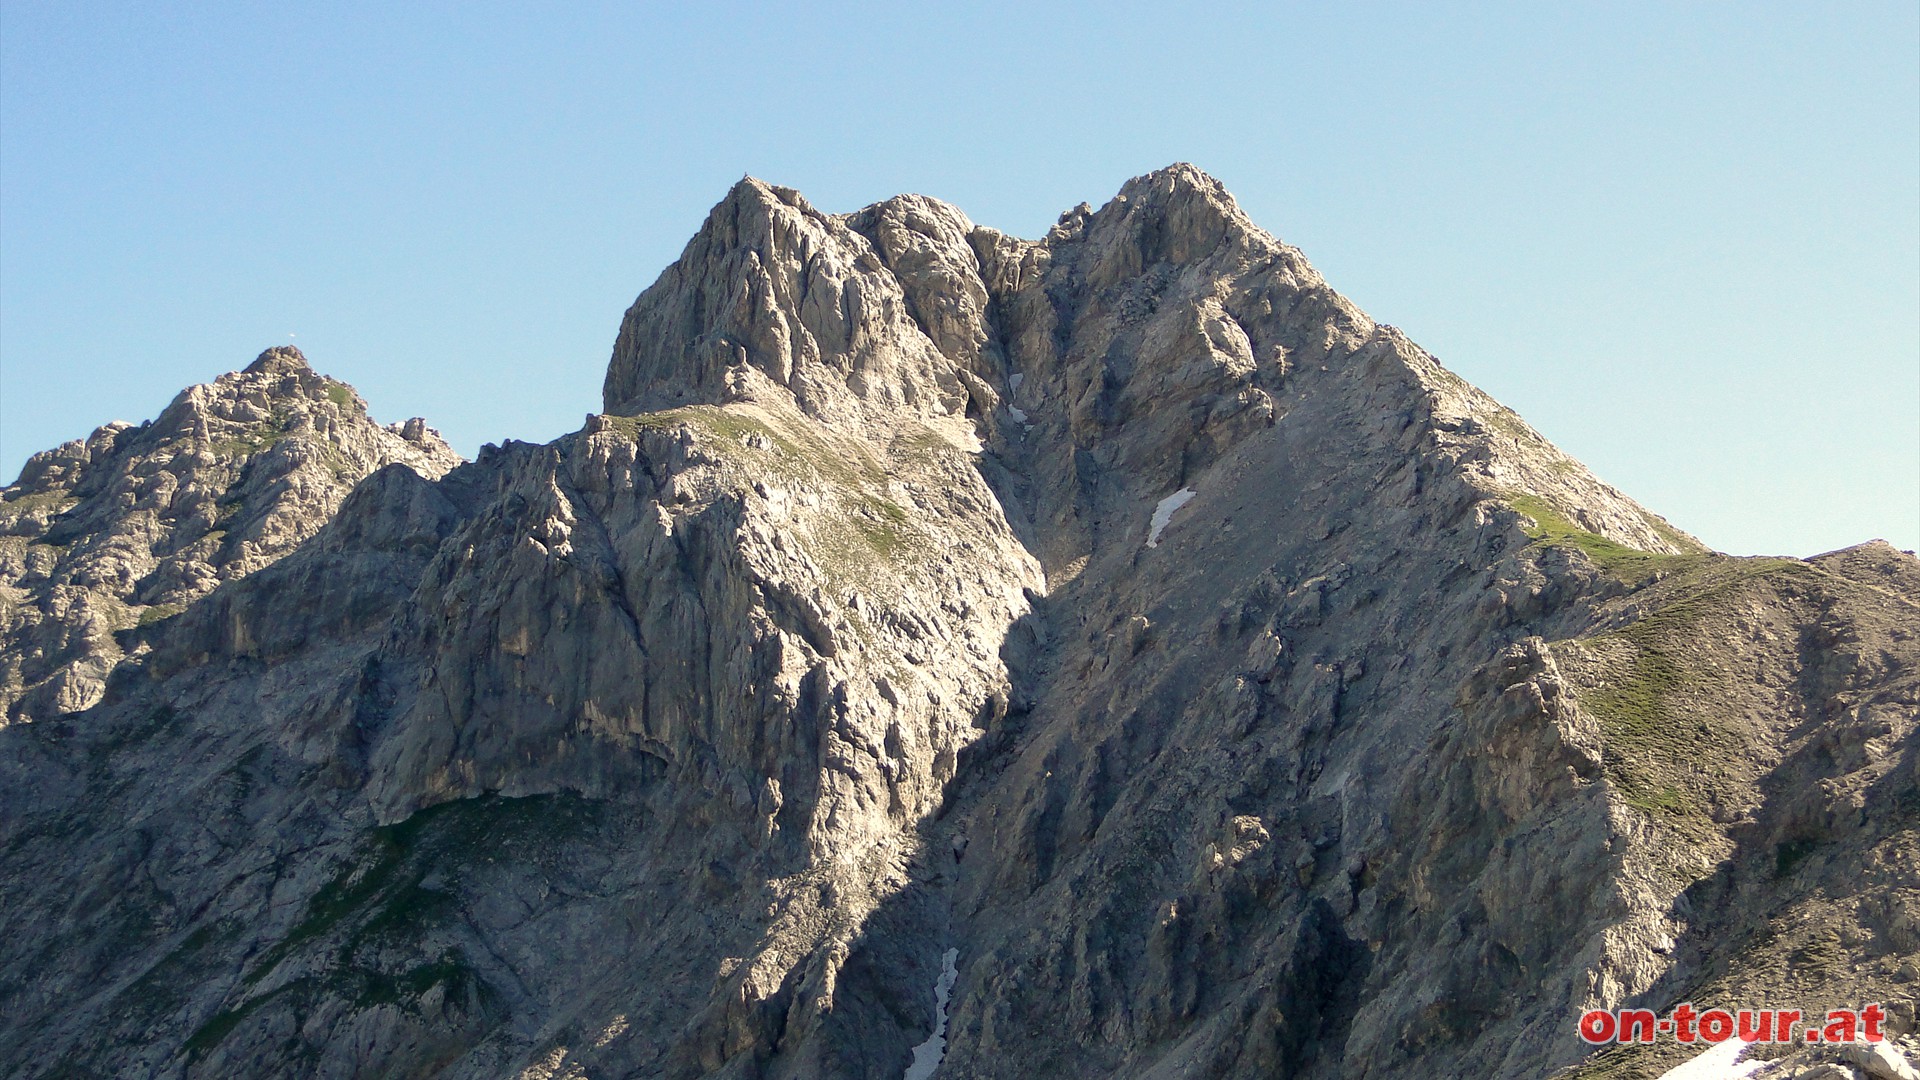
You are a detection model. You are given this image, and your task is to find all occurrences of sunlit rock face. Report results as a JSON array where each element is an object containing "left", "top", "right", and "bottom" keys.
[
  {"left": 0, "top": 346, "right": 460, "bottom": 726},
  {"left": 2, "top": 167, "right": 1914, "bottom": 1080}
]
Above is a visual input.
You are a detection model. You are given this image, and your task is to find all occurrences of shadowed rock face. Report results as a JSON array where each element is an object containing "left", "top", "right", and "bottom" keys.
[{"left": 1, "top": 167, "right": 1915, "bottom": 1080}]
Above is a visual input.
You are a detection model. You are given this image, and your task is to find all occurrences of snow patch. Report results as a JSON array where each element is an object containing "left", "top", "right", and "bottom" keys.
[
  {"left": 1007, "top": 404, "right": 1029, "bottom": 424},
  {"left": 1653, "top": 1038, "right": 1765, "bottom": 1080},
  {"left": 1009, "top": 372, "right": 1024, "bottom": 393},
  {"left": 1146, "top": 488, "right": 1197, "bottom": 548},
  {"left": 903, "top": 948, "right": 960, "bottom": 1080}
]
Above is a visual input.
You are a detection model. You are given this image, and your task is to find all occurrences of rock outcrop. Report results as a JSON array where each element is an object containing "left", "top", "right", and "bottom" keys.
[
  {"left": 0, "top": 346, "right": 460, "bottom": 725},
  {"left": 0, "top": 168, "right": 1913, "bottom": 1080}
]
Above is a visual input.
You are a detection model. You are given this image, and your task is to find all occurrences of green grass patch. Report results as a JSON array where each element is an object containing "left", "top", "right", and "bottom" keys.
[
  {"left": 601, "top": 406, "right": 792, "bottom": 453},
  {"left": 1506, "top": 493, "right": 1698, "bottom": 582},
  {"left": 185, "top": 977, "right": 315, "bottom": 1061},
  {"left": 138, "top": 602, "right": 187, "bottom": 627},
  {"left": 188, "top": 958, "right": 477, "bottom": 1061},
  {"left": 1774, "top": 838, "right": 1823, "bottom": 877},
  {"left": 1641, "top": 513, "right": 1705, "bottom": 555},
  {"left": 1565, "top": 556, "right": 1810, "bottom": 842},
  {"left": 244, "top": 794, "right": 593, "bottom": 987},
  {"left": 598, "top": 405, "right": 896, "bottom": 490},
  {"left": 1483, "top": 406, "right": 1536, "bottom": 442},
  {"left": 1576, "top": 632, "right": 1703, "bottom": 826},
  {"left": 596, "top": 405, "right": 930, "bottom": 587},
  {"left": 0, "top": 489, "right": 77, "bottom": 517},
  {"left": 244, "top": 839, "right": 407, "bottom": 985},
  {"left": 187, "top": 796, "right": 595, "bottom": 1059},
  {"left": 1622, "top": 784, "right": 1687, "bottom": 817},
  {"left": 87, "top": 705, "right": 178, "bottom": 770},
  {"left": 348, "top": 956, "right": 476, "bottom": 1009},
  {"left": 211, "top": 408, "right": 299, "bottom": 459},
  {"left": 851, "top": 494, "right": 913, "bottom": 558},
  {"left": 320, "top": 446, "right": 364, "bottom": 484},
  {"left": 323, "top": 382, "right": 357, "bottom": 410}
]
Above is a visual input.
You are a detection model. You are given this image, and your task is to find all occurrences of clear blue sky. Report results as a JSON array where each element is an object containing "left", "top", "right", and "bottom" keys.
[{"left": 3, "top": 2, "right": 1915, "bottom": 555}]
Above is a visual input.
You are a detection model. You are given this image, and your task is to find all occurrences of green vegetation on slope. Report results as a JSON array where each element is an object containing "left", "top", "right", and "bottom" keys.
[
  {"left": 187, "top": 795, "right": 597, "bottom": 1060},
  {"left": 137, "top": 602, "right": 186, "bottom": 627},
  {"left": 211, "top": 406, "right": 303, "bottom": 459},
  {"left": 596, "top": 405, "right": 933, "bottom": 581},
  {"left": 1506, "top": 493, "right": 1698, "bottom": 583},
  {"left": 0, "top": 490, "right": 78, "bottom": 517},
  {"left": 1558, "top": 557, "right": 1809, "bottom": 843}
]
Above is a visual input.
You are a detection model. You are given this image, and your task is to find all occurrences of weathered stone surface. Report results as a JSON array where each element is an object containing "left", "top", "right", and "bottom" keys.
[
  {"left": 0, "top": 167, "right": 1912, "bottom": 1080},
  {"left": 0, "top": 346, "right": 460, "bottom": 725}
]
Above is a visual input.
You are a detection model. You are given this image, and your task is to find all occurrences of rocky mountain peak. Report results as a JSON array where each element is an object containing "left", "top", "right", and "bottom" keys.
[
  {"left": 602, "top": 165, "right": 1696, "bottom": 574},
  {"left": 1117, "top": 159, "right": 1234, "bottom": 202},
  {"left": 3, "top": 172, "right": 1913, "bottom": 1080},
  {"left": 604, "top": 165, "right": 1270, "bottom": 432},
  {"left": 724, "top": 173, "right": 819, "bottom": 215},
  {"left": 603, "top": 173, "right": 986, "bottom": 425},
  {"left": 242, "top": 343, "right": 314, "bottom": 376},
  {"left": 0, "top": 350, "right": 459, "bottom": 724},
  {"left": 1097, "top": 160, "right": 1259, "bottom": 263}
]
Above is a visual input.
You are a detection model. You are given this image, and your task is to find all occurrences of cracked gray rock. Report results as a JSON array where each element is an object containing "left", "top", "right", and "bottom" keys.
[
  {"left": 1, "top": 167, "right": 1913, "bottom": 1080},
  {"left": 0, "top": 346, "right": 460, "bottom": 725}
]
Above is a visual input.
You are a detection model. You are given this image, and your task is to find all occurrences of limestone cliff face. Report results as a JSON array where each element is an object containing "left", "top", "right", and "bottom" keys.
[
  {"left": 0, "top": 346, "right": 460, "bottom": 725},
  {"left": 0, "top": 168, "right": 1914, "bottom": 1080},
  {"left": 604, "top": 179, "right": 992, "bottom": 427}
]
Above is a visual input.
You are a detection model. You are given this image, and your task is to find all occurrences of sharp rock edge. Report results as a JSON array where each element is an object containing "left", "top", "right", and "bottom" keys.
[{"left": 2, "top": 165, "right": 1916, "bottom": 1080}]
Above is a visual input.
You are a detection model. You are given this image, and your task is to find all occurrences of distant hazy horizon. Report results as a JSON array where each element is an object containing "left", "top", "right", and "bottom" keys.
[{"left": 3, "top": 2, "right": 1914, "bottom": 555}]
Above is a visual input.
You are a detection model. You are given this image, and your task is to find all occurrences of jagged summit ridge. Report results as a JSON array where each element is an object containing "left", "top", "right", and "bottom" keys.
[
  {"left": 607, "top": 163, "right": 1690, "bottom": 562},
  {"left": 603, "top": 174, "right": 985, "bottom": 423},
  {"left": 0, "top": 350, "right": 460, "bottom": 723},
  {"left": 243, "top": 343, "right": 314, "bottom": 375},
  {"left": 1, "top": 167, "right": 1911, "bottom": 1080},
  {"left": 602, "top": 164, "right": 1277, "bottom": 424}
]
